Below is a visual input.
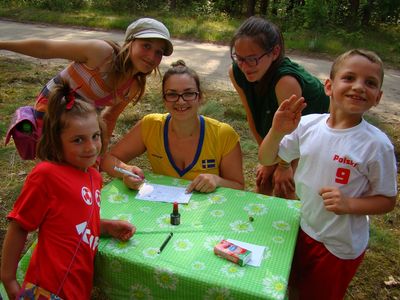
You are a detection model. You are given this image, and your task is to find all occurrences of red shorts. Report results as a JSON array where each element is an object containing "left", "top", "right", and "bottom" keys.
[{"left": 289, "top": 229, "right": 365, "bottom": 300}]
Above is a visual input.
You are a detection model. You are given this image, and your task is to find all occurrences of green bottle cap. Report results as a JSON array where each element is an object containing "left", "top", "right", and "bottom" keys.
[{"left": 21, "top": 122, "right": 32, "bottom": 133}]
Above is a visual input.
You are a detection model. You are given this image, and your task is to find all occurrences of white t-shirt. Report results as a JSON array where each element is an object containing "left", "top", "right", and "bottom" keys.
[{"left": 279, "top": 114, "right": 397, "bottom": 259}]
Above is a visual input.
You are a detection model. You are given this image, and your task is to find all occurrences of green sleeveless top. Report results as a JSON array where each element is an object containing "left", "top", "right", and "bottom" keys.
[{"left": 233, "top": 57, "right": 329, "bottom": 138}]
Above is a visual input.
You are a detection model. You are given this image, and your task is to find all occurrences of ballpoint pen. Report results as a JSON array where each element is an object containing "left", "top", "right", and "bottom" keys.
[
  {"left": 114, "top": 166, "right": 143, "bottom": 181},
  {"left": 158, "top": 232, "right": 173, "bottom": 254}
]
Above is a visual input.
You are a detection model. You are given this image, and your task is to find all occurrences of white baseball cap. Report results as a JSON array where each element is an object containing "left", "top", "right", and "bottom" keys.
[{"left": 125, "top": 18, "right": 173, "bottom": 56}]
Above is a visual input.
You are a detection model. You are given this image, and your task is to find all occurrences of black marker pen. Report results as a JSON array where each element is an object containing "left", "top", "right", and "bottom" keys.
[{"left": 158, "top": 232, "right": 173, "bottom": 254}]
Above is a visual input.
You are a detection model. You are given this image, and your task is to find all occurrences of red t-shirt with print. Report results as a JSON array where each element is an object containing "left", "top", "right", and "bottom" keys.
[{"left": 8, "top": 161, "right": 102, "bottom": 299}]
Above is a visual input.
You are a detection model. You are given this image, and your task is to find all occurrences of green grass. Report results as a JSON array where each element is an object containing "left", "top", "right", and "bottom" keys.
[
  {"left": 0, "top": 56, "right": 399, "bottom": 299},
  {"left": 0, "top": 5, "right": 399, "bottom": 298}
]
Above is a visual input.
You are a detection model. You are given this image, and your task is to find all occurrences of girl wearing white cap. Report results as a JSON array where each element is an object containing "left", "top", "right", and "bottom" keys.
[{"left": 0, "top": 18, "right": 173, "bottom": 158}]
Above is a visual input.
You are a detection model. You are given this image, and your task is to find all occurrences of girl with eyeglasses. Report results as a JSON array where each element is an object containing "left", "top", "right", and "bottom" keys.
[
  {"left": 229, "top": 16, "right": 329, "bottom": 199},
  {"left": 101, "top": 60, "right": 245, "bottom": 193}
]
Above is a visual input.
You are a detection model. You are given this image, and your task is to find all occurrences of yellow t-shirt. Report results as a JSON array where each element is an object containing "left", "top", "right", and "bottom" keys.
[{"left": 141, "top": 113, "right": 239, "bottom": 180}]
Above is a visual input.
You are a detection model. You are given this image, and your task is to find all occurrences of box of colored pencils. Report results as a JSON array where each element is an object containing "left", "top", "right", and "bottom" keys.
[{"left": 214, "top": 240, "right": 252, "bottom": 266}]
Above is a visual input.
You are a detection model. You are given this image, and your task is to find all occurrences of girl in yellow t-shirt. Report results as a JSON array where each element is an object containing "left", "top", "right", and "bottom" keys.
[{"left": 101, "top": 60, "right": 244, "bottom": 193}]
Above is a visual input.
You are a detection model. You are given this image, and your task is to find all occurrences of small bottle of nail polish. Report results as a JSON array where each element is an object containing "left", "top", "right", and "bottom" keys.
[{"left": 170, "top": 202, "right": 180, "bottom": 225}]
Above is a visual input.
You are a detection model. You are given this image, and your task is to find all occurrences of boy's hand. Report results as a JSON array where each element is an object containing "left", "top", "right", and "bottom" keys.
[
  {"left": 271, "top": 95, "right": 306, "bottom": 135},
  {"left": 102, "top": 220, "right": 136, "bottom": 241},
  {"left": 256, "top": 164, "right": 272, "bottom": 188},
  {"left": 273, "top": 164, "right": 295, "bottom": 199},
  {"left": 319, "top": 186, "right": 350, "bottom": 215}
]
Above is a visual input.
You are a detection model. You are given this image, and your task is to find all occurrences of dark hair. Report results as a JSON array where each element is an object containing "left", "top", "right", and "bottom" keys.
[
  {"left": 230, "top": 16, "right": 285, "bottom": 93},
  {"left": 162, "top": 60, "right": 203, "bottom": 99},
  {"left": 37, "top": 79, "right": 107, "bottom": 163},
  {"left": 330, "top": 49, "right": 384, "bottom": 86}
]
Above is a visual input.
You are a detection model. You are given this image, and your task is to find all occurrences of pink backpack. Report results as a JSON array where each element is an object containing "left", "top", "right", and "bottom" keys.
[{"left": 5, "top": 106, "right": 39, "bottom": 160}]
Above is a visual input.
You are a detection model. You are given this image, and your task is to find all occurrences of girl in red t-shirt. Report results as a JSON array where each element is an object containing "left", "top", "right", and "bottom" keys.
[{"left": 1, "top": 80, "right": 136, "bottom": 299}]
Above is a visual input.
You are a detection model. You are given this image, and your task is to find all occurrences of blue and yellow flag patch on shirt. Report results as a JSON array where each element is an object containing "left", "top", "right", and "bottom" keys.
[{"left": 202, "top": 159, "right": 216, "bottom": 169}]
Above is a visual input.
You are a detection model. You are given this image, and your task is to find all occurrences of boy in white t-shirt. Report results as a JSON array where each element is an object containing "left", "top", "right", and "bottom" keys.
[{"left": 258, "top": 49, "right": 397, "bottom": 299}]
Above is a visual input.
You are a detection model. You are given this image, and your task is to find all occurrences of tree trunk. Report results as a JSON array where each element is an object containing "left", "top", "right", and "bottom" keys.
[
  {"left": 170, "top": 0, "right": 176, "bottom": 10},
  {"left": 287, "top": 0, "right": 295, "bottom": 12},
  {"left": 260, "top": 0, "right": 269, "bottom": 16},
  {"left": 349, "top": 0, "right": 360, "bottom": 19},
  {"left": 271, "top": 0, "right": 279, "bottom": 16},
  {"left": 247, "top": 0, "right": 257, "bottom": 17},
  {"left": 288, "top": 0, "right": 305, "bottom": 11},
  {"left": 361, "top": 0, "right": 373, "bottom": 26}
]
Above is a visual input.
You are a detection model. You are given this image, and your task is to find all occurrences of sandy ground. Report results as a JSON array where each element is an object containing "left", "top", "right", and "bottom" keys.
[{"left": 1, "top": 19, "right": 399, "bottom": 123}]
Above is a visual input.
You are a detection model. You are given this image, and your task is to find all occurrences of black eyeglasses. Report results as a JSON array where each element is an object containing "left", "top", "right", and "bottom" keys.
[
  {"left": 231, "top": 52, "right": 269, "bottom": 67},
  {"left": 163, "top": 91, "right": 199, "bottom": 102}
]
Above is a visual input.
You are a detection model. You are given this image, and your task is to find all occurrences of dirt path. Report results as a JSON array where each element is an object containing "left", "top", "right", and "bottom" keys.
[{"left": 1, "top": 19, "right": 399, "bottom": 123}]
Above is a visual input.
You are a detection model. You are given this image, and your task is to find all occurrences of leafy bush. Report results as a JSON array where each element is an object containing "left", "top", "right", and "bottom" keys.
[
  {"left": 24, "top": 0, "right": 87, "bottom": 10},
  {"left": 90, "top": 0, "right": 168, "bottom": 13},
  {"left": 300, "top": 0, "right": 329, "bottom": 29}
]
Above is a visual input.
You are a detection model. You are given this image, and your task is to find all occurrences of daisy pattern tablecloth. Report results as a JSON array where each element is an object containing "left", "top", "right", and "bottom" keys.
[{"left": 94, "top": 173, "right": 301, "bottom": 300}]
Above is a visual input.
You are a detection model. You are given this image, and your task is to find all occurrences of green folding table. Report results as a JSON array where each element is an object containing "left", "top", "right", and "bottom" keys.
[{"left": 94, "top": 173, "right": 301, "bottom": 300}]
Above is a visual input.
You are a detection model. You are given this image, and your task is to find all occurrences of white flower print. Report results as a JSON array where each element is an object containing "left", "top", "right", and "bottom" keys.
[
  {"left": 263, "top": 275, "right": 287, "bottom": 300},
  {"left": 272, "top": 220, "right": 291, "bottom": 231},
  {"left": 235, "top": 191, "right": 247, "bottom": 197},
  {"left": 107, "top": 192, "right": 129, "bottom": 204},
  {"left": 130, "top": 283, "right": 153, "bottom": 300},
  {"left": 287, "top": 200, "right": 301, "bottom": 212},
  {"left": 230, "top": 220, "right": 254, "bottom": 233},
  {"left": 173, "top": 238, "right": 193, "bottom": 251},
  {"left": 156, "top": 214, "right": 173, "bottom": 228},
  {"left": 272, "top": 236, "right": 285, "bottom": 244},
  {"left": 142, "top": 227, "right": 154, "bottom": 233},
  {"left": 191, "top": 261, "right": 206, "bottom": 271},
  {"left": 181, "top": 201, "right": 200, "bottom": 211},
  {"left": 147, "top": 173, "right": 162, "bottom": 180},
  {"left": 207, "top": 194, "right": 227, "bottom": 204},
  {"left": 244, "top": 203, "right": 268, "bottom": 216},
  {"left": 256, "top": 194, "right": 271, "bottom": 200},
  {"left": 112, "top": 213, "right": 132, "bottom": 222},
  {"left": 210, "top": 209, "right": 225, "bottom": 218},
  {"left": 191, "top": 220, "right": 204, "bottom": 229},
  {"left": 143, "top": 247, "right": 159, "bottom": 259},
  {"left": 204, "top": 287, "right": 233, "bottom": 300},
  {"left": 263, "top": 246, "right": 272, "bottom": 260},
  {"left": 16, "top": 262, "right": 26, "bottom": 281},
  {"left": 221, "top": 263, "right": 245, "bottom": 278},
  {"left": 95, "top": 278, "right": 113, "bottom": 296},
  {"left": 106, "top": 238, "right": 138, "bottom": 254},
  {"left": 140, "top": 206, "right": 151, "bottom": 213},
  {"left": 204, "top": 235, "right": 225, "bottom": 251},
  {"left": 171, "top": 178, "right": 187, "bottom": 187},
  {"left": 154, "top": 267, "right": 178, "bottom": 290},
  {"left": 109, "top": 259, "right": 123, "bottom": 273}
]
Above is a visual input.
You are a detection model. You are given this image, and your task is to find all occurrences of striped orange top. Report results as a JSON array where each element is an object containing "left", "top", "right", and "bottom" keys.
[{"left": 34, "top": 61, "right": 133, "bottom": 113}]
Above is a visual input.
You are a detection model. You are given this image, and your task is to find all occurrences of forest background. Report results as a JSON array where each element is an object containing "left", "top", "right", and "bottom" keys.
[
  {"left": 1, "top": 0, "right": 400, "bottom": 67},
  {"left": 0, "top": 0, "right": 399, "bottom": 299}
]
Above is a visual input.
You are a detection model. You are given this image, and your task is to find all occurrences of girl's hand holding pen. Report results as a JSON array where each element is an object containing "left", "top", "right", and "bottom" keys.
[{"left": 114, "top": 166, "right": 145, "bottom": 190}]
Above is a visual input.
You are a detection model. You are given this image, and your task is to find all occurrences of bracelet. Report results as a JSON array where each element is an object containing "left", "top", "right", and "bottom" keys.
[{"left": 278, "top": 160, "right": 291, "bottom": 169}]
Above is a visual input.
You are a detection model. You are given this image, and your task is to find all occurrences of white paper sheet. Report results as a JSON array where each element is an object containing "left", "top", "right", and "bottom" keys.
[
  {"left": 227, "top": 239, "right": 266, "bottom": 267},
  {"left": 136, "top": 182, "right": 192, "bottom": 204}
]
